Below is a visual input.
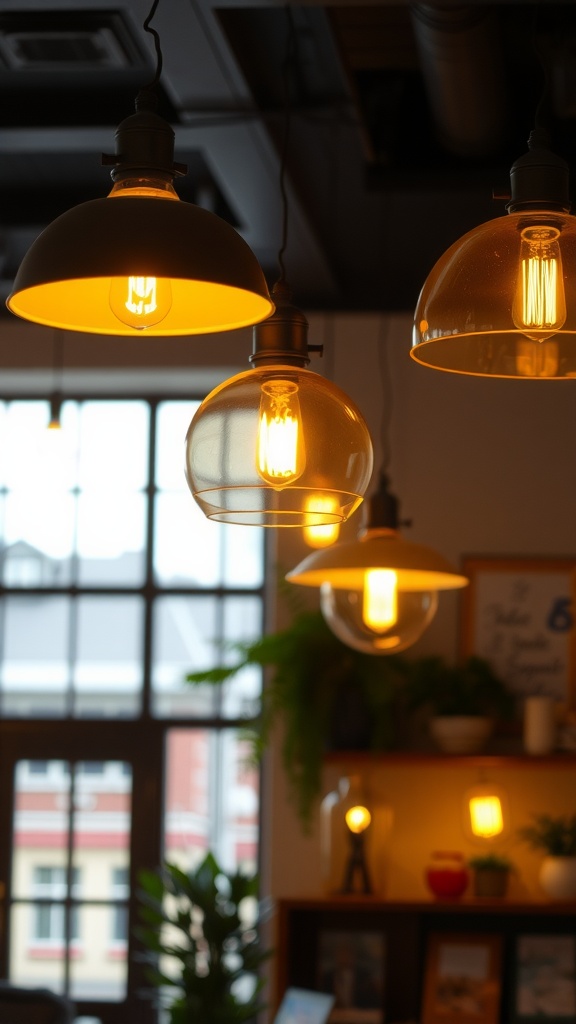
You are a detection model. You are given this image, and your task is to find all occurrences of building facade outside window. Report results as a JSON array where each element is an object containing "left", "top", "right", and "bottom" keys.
[{"left": 0, "top": 396, "right": 265, "bottom": 1024}]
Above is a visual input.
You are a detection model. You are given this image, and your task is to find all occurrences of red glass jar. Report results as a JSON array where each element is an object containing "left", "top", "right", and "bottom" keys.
[{"left": 425, "top": 851, "right": 469, "bottom": 900}]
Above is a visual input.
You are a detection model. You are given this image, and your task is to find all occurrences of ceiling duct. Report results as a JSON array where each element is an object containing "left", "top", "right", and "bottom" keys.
[{"left": 410, "top": 3, "right": 508, "bottom": 159}]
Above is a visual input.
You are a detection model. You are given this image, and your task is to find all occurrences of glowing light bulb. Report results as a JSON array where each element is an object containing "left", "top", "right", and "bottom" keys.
[
  {"left": 257, "top": 380, "right": 305, "bottom": 486},
  {"left": 303, "top": 495, "right": 341, "bottom": 548},
  {"left": 513, "top": 226, "right": 566, "bottom": 341},
  {"left": 345, "top": 805, "right": 371, "bottom": 834},
  {"left": 469, "top": 795, "right": 504, "bottom": 839},
  {"left": 363, "top": 569, "right": 397, "bottom": 631},
  {"left": 109, "top": 275, "right": 172, "bottom": 330}
]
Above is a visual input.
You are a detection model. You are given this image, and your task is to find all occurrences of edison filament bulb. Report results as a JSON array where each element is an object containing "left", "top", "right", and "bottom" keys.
[
  {"left": 257, "top": 379, "right": 305, "bottom": 486},
  {"left": 513, "top": 225, "right": 566, "bottom": 341},
  {"left": 363, "top": 569, "right": 397, "bottom": 630},
  {"left": 109, "top": 274, "right": 172, "bottom": 329}
]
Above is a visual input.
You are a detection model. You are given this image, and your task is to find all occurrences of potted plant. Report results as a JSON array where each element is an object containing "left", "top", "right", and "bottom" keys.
[
  {"left": 185, "top": 608, "right": 410, "bottom": 831},
  {"left": 135, "top": 851, "right": 268, "bottom": 1024},
  {"left": 407, "top": 654, "right": 514, "bottom": 753},
  {"left": 518, "top": 813, "right": 576, "bottom": 899},
  {"left": 468, "top": 853, "right": 513, "bottom": 898}
]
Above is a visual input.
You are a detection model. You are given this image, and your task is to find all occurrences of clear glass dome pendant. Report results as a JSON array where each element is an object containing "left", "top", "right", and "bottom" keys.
[
  {"left": 185, "top": 283, "right": 374, "bottom": 526},
  {"left": 412, "top": 129, "right": 576, "bottom": 378}
]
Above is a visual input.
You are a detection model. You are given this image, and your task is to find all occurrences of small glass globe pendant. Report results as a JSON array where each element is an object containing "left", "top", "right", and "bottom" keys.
[
  {"left": 287, "top": 475, "right": 468, "bottom": 654},
  {"left": 185, "top": 284, "right": 374, "bottom": 526}
]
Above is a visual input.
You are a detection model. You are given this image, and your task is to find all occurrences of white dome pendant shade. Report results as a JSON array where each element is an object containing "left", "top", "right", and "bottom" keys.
[
  {"left": 7, "top": 105, "right": 273, "bottom": 336},
  {"left": 287, "top": 475, "right": 468, "bottom": 654},
  {"left": 185, "top": 283, "right": 374, "bottom": 526},
  {"left": 411, "top": 130, "right": 576, "bottom": 378}
]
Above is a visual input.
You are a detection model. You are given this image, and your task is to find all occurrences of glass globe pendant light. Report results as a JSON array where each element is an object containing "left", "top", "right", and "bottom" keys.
[
  {"left": 411, "top": 129, "right": 576, "bottom": 377},
  {"left": 286, "top": 474, "right": 468, "bottom": 654},
  {"left": 6, "top": 1, "right": 273, "bottom": 337},
  {"left": 185, "top": 282, "right": 374, "bottom": 525}
]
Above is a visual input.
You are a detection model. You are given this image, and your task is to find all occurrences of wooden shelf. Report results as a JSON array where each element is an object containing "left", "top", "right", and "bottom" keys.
[
  {"left": 322, "top": 750, "right": 576, "bottom": 767},
  {"left": 275, "top": 895, "right": 576, "bottom": 1022}
]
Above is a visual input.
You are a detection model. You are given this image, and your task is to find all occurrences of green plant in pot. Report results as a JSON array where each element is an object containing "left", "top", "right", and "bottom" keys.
[
  {"left": 407, "top": 654, "right": 514, "bottom": 753},
  {"left": 468, "top": 853, "right": 513, "bottom": 898},
  {"left": 135, "top": 852, "right": 268, "bottom": 1024},
  {"left": 185, "top": 608, "right": 409, "bottom": 831},
  {"left": 518, "top": 813, "right": 576, "bottom": 900}
]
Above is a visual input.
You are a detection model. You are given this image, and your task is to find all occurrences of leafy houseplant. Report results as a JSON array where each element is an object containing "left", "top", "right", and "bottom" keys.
[
  {"left": 468, "top": 853, "right": 513, "bottom": 871},
  {"left": 185, "top": 609, "right": 410, "bottom": 830},
  {"left": 519, "top": 814, "right": 576, "bottom": 900},
  {"left": 136, "top": 852, "right": 268, "bottom": 1024},
  {"left": 518, "top": 814, "right": 576, "bottom": 856},
  {"left": 406, "top": 654, "right": 514, "bottom": 753},
  {"left": 407, "top": 655, "right": 514, "bottom": 718}
]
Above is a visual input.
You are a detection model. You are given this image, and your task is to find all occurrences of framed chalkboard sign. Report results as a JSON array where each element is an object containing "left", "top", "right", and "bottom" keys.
[{"left": 460, "top": 558, "right": 576, "bottom": 707}]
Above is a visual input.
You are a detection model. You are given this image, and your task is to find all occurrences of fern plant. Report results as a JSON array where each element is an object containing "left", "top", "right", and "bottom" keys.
[
  {"left": 185, "top": 609, "right": 409, "bottom": 830},
  {"left": 518, "top": 814, "right": 576, "bottom": 856},
  {"left": 135, "top": 852, "right": 268, "bottom": 1024}
]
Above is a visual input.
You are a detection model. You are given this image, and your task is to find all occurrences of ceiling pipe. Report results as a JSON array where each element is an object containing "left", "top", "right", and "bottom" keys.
[{"left": 410, "top": 3, "right": 508, "bottom": 159}]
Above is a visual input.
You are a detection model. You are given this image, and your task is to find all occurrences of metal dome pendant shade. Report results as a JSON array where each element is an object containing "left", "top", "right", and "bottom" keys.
[
  {"left": 6, "top": 6, "right": 273, "bottom": 336},
  {"left": 287, "top": 476, "right": 468, "bottom": 654},
  {"left": 411, "top": 130, "right": 576, "bottom": 378},
  {"left": 185, "top": 284, "right": 374, "bottom": 526}
]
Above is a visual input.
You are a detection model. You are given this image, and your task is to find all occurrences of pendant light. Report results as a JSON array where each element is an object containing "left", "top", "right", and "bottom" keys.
[
  {"left": 411, "top": 126, "right": 576, "bottom": 378},
  {"left": 185, "top": 281, "right": 373, "bottom": 525},
  {"left": 287, "top": 473, "right": 468, "bottom": 654},
  {"left": 6, "top": 0, "right": 273, "bottom": 337},
  {"left": 184, "top": 8, "right": 373, "bottom": 527}
]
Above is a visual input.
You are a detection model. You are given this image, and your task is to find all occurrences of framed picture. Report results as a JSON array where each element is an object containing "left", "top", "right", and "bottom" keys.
[
  {"left": 421, "top": 933, "right": 502, "bottom": 1024},
  {"left": 460, "top": 557, "right": 576, "bottom": 706},
  {"left": 316, "top": 928, "right": 385, "bottom": 1024},
  {"left": 513, "top": 934, "right": 576, "bottom": 1022}
]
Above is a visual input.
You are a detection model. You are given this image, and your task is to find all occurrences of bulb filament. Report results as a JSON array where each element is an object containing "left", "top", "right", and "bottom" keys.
[
  {"left": 469, "top": 795, "right": 504, "bottom": 838},
  {"left": 363, "top": 569, "right": 397, "bottom": 631},
  {"left": 257, "top": 380, "right": 305, "bottom": 486},
  {"left": 125, "top": 276, "right": 158, "bottom": 318},
  {"left": 514, "top": 226, "right": 566, "bottom": 341}
]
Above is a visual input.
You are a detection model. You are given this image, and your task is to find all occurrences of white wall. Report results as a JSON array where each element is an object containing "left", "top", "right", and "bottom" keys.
[{"left": 269, "top": 311, "right": 576, "bottom": 899}]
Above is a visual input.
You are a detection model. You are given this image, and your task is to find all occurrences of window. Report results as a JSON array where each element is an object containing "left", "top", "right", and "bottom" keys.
[
  {"left": 31, "top": 867, "right": 81, "bottom": 944},
  {"left": 0, "top": 396, "right": 265, "bottom": 1023}
]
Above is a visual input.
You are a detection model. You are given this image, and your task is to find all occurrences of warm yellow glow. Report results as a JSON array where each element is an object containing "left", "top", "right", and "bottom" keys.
[
  {"left": 257, "top": 380, "right": 305, "bottom": 486},
  {"left": 363, "top": 569, "right": 397, "bottom": 631},
  {"left": 303, "top": 496, "right": 341, "bottom": 548},
  {"left": 469, "top": 795, "right": 504, "bottom": 838},
  {"left": 513, "top": 226, "right": 566, "bottom": 341},
  {"left": 109, "top": 275, "right": 172, "bottom": 330},
  {"left": 345, "top": 805, "right": 371, "bottom": 834}
]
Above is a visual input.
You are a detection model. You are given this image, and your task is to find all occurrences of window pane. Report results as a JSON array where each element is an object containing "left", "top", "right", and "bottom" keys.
[
  {"left": 3, "top": 492, "right": 75, "bottom": 587},
  {"left": 154, "top": 493, "right": 222, "bottom": 587},
  {"left": 77, "top": 402, "right": 149, "bottom": 490},
  {"left": 74, "top": 597, "right": 143, "bottom": 716},
  {"left": 10, "top": 903, "right": 66, "bottom": 992},
  {"left": 221, "top": 596, "right": 262, "bottom": 717},
  {"left": 1, "top": 596, "right": 70, "bottom": 716},
  {"left": 76, "top": 492, "right": 146, "bottom": 586},
  {"left": 72, "top": 765, "right": 132, "bottom": 897},
  {"left": 152, "top": 596, "right": 219, "bottom": 717},
  {"left": 164, "top": 729, "right": 258, "bottom": 873},
  {"left": 13, "top": 761, "right": 71, "bottom": 900},
  {"left": 155, "top": 401, "right": 199, "bottom": 491},
  {"left": 70, "top": 905, "right": 127, "bottom": 1001},
  {"left": 222, "top": 524, "right": 264, "bottom": 588}
]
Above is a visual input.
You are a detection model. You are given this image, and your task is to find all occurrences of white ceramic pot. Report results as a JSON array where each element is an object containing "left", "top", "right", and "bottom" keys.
[
  {"left": 429, "top": 715, "right": 493, "bottom": 754},
  {"left": 539, "top": 856, "right": 576, "bottom": 900}
]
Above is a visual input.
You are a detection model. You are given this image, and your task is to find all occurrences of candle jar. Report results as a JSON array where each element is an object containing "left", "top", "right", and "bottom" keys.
[{"left": 425, "top": 850, "right": 469, "bottom": 900}]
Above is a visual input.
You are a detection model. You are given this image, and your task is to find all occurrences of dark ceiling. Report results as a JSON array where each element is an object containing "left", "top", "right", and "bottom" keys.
[{"left": 3, "top": 1, "right": 576, "bottom": 319}]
